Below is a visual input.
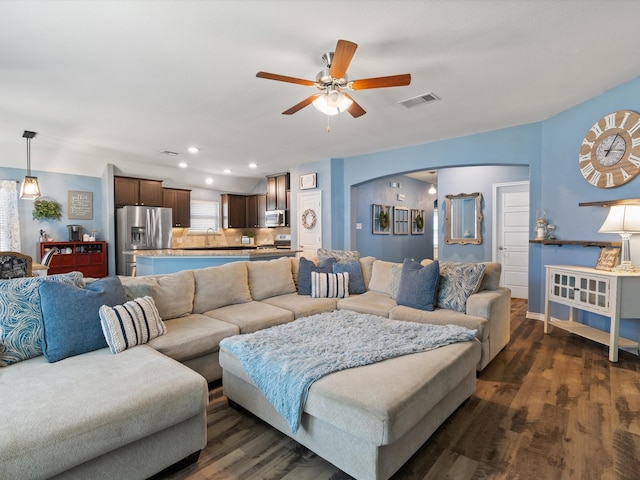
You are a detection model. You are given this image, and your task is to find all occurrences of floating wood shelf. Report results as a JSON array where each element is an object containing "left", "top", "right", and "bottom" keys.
[
  {"left": 579, "top": 198, "right": 640, "bottom": 207},
  {"left": 529, "top": 239, "right": 621, "bottom": 248}
]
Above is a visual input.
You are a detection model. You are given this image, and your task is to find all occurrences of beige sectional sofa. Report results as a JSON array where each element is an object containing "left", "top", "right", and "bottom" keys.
[{"left": 1, "top": 254, "right": 510, "bottom": 480}]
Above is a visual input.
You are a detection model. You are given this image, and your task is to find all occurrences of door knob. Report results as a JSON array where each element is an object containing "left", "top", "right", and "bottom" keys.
[{"left": 498, "top": 246, "right": 505, "bottom": 250}]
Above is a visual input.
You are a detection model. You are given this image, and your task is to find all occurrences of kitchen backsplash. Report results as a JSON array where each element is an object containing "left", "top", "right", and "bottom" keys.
[{"left": 171, "top": 227, "right": 291, "bottom": 249}]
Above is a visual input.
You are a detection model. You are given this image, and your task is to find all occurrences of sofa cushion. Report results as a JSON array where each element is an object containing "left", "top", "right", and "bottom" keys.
[
  {"left": 246, "top": 257, "right": 296, "bottom": 301},
  {"left": 396, "top": 259, "right": 440, "bottom": 311},
  {"left": 204, "top": 301, "right": 295, "bottom": 334},
  {"left": 262, "top": 293, "right": 338, "bottom": 319},
  {"left": 389, "top": 263, "right": 403, "bottom": 300},
  {"left": 298, "top": 257, "right": 336, "bottom": 295},
  {"left": 311, "top": 271, "right": 349, "bottom": 298},
  {"left": 337, "top": 291, "right": 398, "bottom": 318},
  {"left": 99, "top": 296, "right": 166, "bottom": 354},
  {"left": 39, "top": 276, "right": 127, "bottom": 363},
  {"left": 0, "top": 272, "right": 85, "bottom": 366},
  {"left": 437, "top": 262, "right": 486, "bottom": 313},
  {"left": 367, "top": 260, "right": 399, "bottom": 295},
  {"left": 479, "top": 262, "right": 502, "bottom": 291},
  {"left": 389, "top": 306, "right": 488, "bottom": 343},
  {"left": 333, "top": 261, "right": 366, "bottom": 294},
  {"left": 192, "top": 262, "right": 252, "bottom": 312},
  {"left": 120, "top": 270, "right": 195, "bottom": 320},
  {"left": 317, "top": 248, "right": 360, "bottom": 264}
]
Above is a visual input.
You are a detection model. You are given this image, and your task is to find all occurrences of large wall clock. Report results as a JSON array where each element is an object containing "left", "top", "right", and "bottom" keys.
[{"left": 579, "top": 110, "right": 640, "bottom": 188}]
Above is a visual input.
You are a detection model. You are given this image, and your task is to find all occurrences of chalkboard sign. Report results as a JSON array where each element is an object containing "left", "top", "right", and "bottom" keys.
[{"left": 67, "top": 190, "right": 93, "bottom": 220}]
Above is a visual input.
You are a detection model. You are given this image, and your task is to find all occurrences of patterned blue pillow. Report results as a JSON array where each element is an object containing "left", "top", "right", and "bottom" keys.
[
  {"left": 396, "top": 259, "right": 440, "bottom": 311},
  {"left": 437, "top": 262, "right": 486, "bottom": 313},
  {"left": 39, "top": 276, "right": 127, "bottom": 363},
  {"left": 333, "top": 261, "right": 366, "bottom": 294},
  {"left": 298, "top": 257, "right": 336, "bottom": 296},
  {"left": 0, "top": 272, "right": 85, "bottom": 366}
]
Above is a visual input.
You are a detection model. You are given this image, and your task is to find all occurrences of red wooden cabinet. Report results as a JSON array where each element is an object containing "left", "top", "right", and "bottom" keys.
[{"left": 39, "top": 241, "right": 108, "bottom": 278}]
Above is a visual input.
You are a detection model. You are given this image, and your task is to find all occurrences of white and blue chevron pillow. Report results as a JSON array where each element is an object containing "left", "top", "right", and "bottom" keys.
[{"left": 437, "top": 262, "right": 486, "bottom": 313}]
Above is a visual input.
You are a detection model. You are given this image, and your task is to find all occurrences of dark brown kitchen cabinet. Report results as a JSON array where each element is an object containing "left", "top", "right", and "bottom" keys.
[
  {"left": 221, "top": 194, "right": 247, "bottom": 229},
  {"left": 266, "top": 173, "right": 289, "bottom": 210},
  {"left": 114, "top": 176, "right": 163, "bottom": 207},
  {"left": 163, "top": 188, "right": 191, "bottom": 227},
  {"left": 246, "top": 194, "right": 267, "bottom": 228}
]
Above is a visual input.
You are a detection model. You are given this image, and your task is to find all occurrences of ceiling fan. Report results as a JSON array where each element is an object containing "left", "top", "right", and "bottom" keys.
[{"left": 256, "top": 39, "right": 411, "bottom": 118}]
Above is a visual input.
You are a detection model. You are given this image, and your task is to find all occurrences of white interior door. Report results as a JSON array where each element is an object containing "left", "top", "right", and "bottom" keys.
[
  {"left": 297, "top": 192, "right": 322, "bottom": 259},
  {"left": 493, "top": 182, "right": 529, "bottom": 299}
]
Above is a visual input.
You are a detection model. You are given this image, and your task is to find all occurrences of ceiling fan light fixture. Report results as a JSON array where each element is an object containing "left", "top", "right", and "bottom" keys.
[{"left": 312, "top": 89, "right": 353, "bottom": 116}]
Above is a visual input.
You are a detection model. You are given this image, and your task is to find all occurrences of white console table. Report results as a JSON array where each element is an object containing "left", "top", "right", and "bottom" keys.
[{"left": 544, "top": 265, "right": 640, "bottom": 362}]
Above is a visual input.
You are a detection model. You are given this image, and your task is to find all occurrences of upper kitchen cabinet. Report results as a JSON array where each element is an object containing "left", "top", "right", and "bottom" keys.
[
  {"left": 114, "top": 176, "right": 163, "bottom": 207},
  {"left": 266, "top": 173, "right": 289, "bottom": 211},
  {"left": 247, "top": 194, "right": 267, "bottom": 228},
  {"left": 163, "top": 188, "right": 191, "bottom": 227},
  {"left": 221, "top": 194, "right": 247, "bottom": 229}
]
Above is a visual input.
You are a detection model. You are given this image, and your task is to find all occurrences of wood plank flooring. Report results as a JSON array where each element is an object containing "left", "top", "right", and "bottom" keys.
[{"left": 156, "top": 299, "right": 640, "bottom": 480}]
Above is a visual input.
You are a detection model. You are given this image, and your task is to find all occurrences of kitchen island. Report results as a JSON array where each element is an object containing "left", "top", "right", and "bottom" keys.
[{"left": 132, "top": 248, "right": 299, "bottom": 276}]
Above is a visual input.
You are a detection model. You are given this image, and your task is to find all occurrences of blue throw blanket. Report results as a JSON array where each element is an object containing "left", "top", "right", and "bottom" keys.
[{"left": 220, "top": 310, "right": 477, "bottom": 433}]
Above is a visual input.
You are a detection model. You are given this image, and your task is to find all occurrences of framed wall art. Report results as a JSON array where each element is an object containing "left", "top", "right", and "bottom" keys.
[
  {"left": 299, "top": 173, "right": 317, "bottom": 190},
  {"left": 595, "top": 247, "right": 620, "bottom": 271},
  {"left": 372, "top": 204, "right": 391, "bottom": 234},
  {"left": 411, "top": 209, "right": 425, "bottom": 234},
  {"left": 394, "top": 207, "right": 409, "bottom": 235},
  {"left": 67, "top": 190, "right": 93, "bottom": 220}
]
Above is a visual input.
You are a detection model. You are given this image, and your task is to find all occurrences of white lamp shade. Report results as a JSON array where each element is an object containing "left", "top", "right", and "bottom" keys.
[
  {"left": 598, "top": 205, "right": 640, "bottom": 233},
  {"left": 19, "top": 175, "right": 41, "bottom": 200},
  {"left": 312, "top": 90, "right": 353, "bottom": 116}
]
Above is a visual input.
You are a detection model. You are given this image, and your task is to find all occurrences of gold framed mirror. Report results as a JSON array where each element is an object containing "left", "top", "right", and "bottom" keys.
[{"left": 445, "top": 192, "right": 483, "bottom": 244}]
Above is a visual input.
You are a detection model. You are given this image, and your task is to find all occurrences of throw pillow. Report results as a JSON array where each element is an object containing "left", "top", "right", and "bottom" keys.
[
  {"left": 389, "top": 264, "right": 403, "bottom": 300},
  {"left": 317, "top": 248, "right": 359, "bottom": 264},
  {"left": 0, "top": 272, "right": 85, "bottom": 367},
  {"left": 333, "top": 261, "right": 366, "bottom": 294},
  {"left": 39, "top": 276, "right": 127, "bottom": 363},
  {"left": 99, "top": 296, "right": 166, "bottom": 354},
  {"left": 311, "top": 271, "right": 349, "bottom": 298},
  {"left": 367, "top": 260, "right": 398, "bottom": 295},
  {"left": 437, "top": 262, "right": 487, "bottom": 313},
  {"left": 396, "top": 259, "right": 440, "bottom": 311},
  {"left": 298, "top": 257, "right": 336, "bottom": 295}
]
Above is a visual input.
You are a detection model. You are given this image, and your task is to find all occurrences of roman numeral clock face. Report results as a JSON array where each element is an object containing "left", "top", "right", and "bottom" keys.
[{"left": 579, "top": 110, "right": 640, "bottom": 188}]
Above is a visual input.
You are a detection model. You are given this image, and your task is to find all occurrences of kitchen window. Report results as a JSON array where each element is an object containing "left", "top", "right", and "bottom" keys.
[{"left": 189, "top": 200, "right": 220, "bottom": 233}]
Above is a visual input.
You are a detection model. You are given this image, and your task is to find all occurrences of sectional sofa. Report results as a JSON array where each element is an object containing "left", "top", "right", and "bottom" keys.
[{"left": 0, "top": 254, "right": 510, "bottom": 480}]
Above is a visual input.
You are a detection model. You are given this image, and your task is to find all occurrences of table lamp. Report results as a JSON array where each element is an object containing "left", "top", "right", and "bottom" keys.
[{"left": 598, "top": 205, "right": 640, "bottom": 271}]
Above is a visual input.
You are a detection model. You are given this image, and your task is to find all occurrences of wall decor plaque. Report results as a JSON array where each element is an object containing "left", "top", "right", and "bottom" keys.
[{"left": 67, "top": 190, "right": 93, "bottom": 220}]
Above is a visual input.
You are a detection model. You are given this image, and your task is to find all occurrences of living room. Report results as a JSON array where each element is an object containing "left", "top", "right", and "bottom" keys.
[{"left": 1, "top": 1, "right": 640, "bottom": 479}]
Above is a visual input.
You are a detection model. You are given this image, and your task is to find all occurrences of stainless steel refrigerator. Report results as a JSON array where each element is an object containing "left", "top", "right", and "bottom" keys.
[{"left": 116, "top": 206, "right": 173, "bottom": 275}]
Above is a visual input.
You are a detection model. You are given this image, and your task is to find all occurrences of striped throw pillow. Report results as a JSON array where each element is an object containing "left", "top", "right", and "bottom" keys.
[
  {"left": 311, "top": 271, "right": 349, "bottom": 298},
  {"left": 99, "top": 296, "right": 166, "bottom": 354}
]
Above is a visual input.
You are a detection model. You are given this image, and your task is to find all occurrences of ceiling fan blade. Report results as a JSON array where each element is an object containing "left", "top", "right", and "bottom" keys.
[
  {"left": 350, "top": 74, "right": 411, "bottom": 90},
  {"left": 256, "top": 71, "right": 315, "bottom": 87},
  {"left": 330, "top": 40, "right": 358, "bottom": 79},
  {"left": 344, "top": 94, "right": 366, "bottom": 118},
  {"left": 282, "top": 94, "right": 320, "bottom": 115}
]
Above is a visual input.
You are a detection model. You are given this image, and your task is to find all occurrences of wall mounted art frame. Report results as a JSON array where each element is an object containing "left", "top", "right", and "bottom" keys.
[
  {"left": 67, "top": 190, "right": 93, "bottom": 220},
  {"left": 372, "top": 204, "right": 391, "bottom": 234},
  {"left": 411, "top": 209, "right": 425, "bottom": 235},
  {"left": 445, "top": 192, "right": 482, "bottom": 244},
  {"left": 394, "top": 207, "right": 410, "bottom": 235},
  {"left": 299, "top": 173, "right": 317, "bottom": 190}
]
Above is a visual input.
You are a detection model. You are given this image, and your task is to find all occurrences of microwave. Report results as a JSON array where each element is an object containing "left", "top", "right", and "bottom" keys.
[{"left": 265, "top": 210, "right": 285, "bottom": 227}]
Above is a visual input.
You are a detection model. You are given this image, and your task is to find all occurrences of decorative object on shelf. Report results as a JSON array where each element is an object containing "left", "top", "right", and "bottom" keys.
[
  {"left": 301, "top": 209, "right": 317, "bottom": 230},
  {"left": 546, "top": 224, "right": 556, "bottom": 240},
  {"left": 579, "top": 110, "right": 640, "bottom": 189},
  {"left": 67, "top": 190, "right": 93, "bottom": 220},
  {"left": 19, "top": 130, "right": 41, "bottom": 200},
  {"left": 411, "top": 209, "right": 425, "bottom": 235},
  {"left": 32, "top": 197, "right": 62, "bottom": 221},
  {"left": 535, "top": 209, "right": 547, "bottom": 240},
  {"left": 595, "top": 247, "right": 621, "bottom": 271},
  {"left": 598, "top": 204, "right": 640, "bottom": 271},
  {"left": 444, "top": 192, "right": 482, "bottom": 245},
  {"left": 394, "top": 207, "right": 409, "bottom": 234},
  {"left": 299, "top": 173, "right": 317, "bottom": 190},
  {"left": 372, "top": 204, "right": 391, "bottom": 234}
]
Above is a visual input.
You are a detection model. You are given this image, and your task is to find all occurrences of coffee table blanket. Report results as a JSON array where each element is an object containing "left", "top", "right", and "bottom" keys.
[{"left": 219, "top": 310, "right": 477, "bottom": 433}]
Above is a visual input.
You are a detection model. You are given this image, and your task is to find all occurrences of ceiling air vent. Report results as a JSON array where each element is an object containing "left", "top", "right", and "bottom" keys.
[
  {"left": 160, "top": 150, "right": 179, "bottom": 156},
  {"left": 399, "top": 92, "right": 441, "bottom": 109}
]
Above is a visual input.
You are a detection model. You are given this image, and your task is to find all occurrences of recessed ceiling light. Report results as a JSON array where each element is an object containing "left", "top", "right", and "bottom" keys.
[
  {"left": 205, "top": 177, "right": 213, "bottom": 185},
  {"left": 249, "top": 162, "right": 257, "bottom": 169},
  {"left": 178, "top": 162, "right": 188, "bottom": 168},
  {"left": 188, "top": 147, "right": 199, "bottom": 154},
  {"left": 224, "top": 169, "right": 231, "bottom": 174}
]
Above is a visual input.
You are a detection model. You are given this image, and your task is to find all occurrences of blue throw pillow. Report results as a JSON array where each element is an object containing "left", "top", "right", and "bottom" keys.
[
  {"left": 396, "top": 259, "right": 440, "bottom": 311},
  {"left": 39, "top": 276, "right": 127, "bottom": 363},
  {"left": 298, "top": 257, "right": 336, "bottom": 295},
  {"left": 333, "top": 261, "right": 366, "bottom": 294}
]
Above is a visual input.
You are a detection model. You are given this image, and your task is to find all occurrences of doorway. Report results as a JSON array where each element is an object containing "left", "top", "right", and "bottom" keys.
[
  {"left": 493, "top": 181, "right": 529, "bottom": 299},
  {"left": 297, "top": 191, "right": 322, "bottom": 259}
]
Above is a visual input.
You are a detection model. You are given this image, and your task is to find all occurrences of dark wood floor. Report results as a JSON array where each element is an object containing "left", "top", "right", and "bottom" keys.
[{"left": 157, "top": 299, "right": 640, "bottom": 480}]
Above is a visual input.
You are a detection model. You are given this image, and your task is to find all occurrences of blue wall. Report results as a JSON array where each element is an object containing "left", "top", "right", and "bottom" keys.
[{"left": 0, "top": 167, "right": 105, "bottom": 263}]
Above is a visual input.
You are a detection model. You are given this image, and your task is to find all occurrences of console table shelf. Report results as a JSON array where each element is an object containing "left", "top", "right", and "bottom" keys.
[{"left": 530, "top": 240, "right": 621, "bottom": 247}]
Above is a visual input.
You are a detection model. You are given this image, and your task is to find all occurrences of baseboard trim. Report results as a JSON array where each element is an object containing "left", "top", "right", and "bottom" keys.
[{"left": 526, "top": 311, "right": 544, "bottom": 321}]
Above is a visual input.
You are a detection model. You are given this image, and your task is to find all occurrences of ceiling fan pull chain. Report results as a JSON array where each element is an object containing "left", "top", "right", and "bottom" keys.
[{"left": 327, "top": 115, "right": 331, "bottom": 133}]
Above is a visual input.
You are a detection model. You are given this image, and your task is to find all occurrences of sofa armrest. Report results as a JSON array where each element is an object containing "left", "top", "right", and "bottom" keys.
[{"left": 466, "top": 287, "right": 511, "bottom": 367}]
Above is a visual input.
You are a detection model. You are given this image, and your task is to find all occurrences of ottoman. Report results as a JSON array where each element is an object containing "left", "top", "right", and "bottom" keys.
[{"left": 220, "top": 335, "right": 480, "bottom": 480}]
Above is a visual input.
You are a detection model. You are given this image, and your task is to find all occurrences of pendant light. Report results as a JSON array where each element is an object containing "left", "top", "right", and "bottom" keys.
[{"left": 19, "top": 130, "right": 41, "bottom": 200}]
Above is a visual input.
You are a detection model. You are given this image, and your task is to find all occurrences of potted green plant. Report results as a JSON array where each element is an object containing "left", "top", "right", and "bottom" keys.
[
  {"left": 32, "top": 198, "right": 62, "bottom": 221},
  {"left": 241, "top": 229, "right": 255, "bottom": 245}
]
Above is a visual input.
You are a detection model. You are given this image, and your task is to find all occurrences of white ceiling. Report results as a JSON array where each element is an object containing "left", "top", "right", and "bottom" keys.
[{"left": 2, "top": 1, "right": 640, "bottom": 193}]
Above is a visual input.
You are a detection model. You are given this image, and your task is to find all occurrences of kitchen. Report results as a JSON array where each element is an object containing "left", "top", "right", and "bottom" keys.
[{"left": 115, "top": 173, "right": 297, "bottom": 276}]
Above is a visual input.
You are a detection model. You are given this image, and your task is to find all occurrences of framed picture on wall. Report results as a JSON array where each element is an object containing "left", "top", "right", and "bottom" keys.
[
  {"left": 372, "top": 204, "right": 391, "bottom": 234},
  {"left": 411, "top": 209, "right": 425, "bottom": 234},
  {"left": 394, "top": 207, "right": 409, "bottom": 235},
  {"left": 299, "top": 173, "right": 317, "bottom": 190}
]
